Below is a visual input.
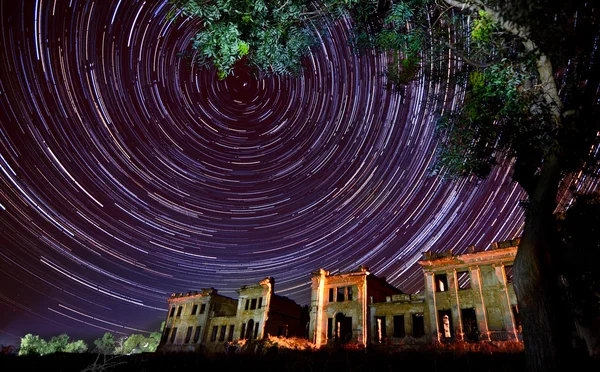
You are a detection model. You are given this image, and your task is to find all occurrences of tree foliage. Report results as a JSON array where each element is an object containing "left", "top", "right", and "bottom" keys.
[
  {"left": 173, "top": 0, "right": 319, "bottom": 79},
  {"left": 18, "top": 334, "right": 47, "bottom": 356},
  {"left": 347, "top": 0, "right": 426, "bottom": 84},
  {"left": 93, "top": 332, "right": 116, "bottom": 355},
  {"left": 47, "top": 334, "right": 70, "bottom": 354},
  {"left": 432, "top": 61, "right": 553, "bottom": 180},
  {"left": 64, "top": 340, "right": 88, "bottom": 353},
  {"left": 18, "top": 333, "right": 88, "bottom": 356},
  {"left": 99, "top": 332, "right": 160, "bottom": 355}
]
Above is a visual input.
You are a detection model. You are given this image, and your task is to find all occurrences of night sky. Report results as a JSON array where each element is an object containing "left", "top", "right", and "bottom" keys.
[{"left": 0, "top": 0, "right": 530, "bottom": 345}]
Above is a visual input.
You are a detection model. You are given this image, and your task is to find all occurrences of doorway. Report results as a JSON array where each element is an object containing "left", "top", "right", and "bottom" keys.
[{"left": 334, "top": 313, "right": 352, "bottom": 343}]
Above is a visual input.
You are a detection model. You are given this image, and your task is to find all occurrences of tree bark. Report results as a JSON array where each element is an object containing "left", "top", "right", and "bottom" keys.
[{"left": 513, "top": 153, "right": 573, "bottom": 371}]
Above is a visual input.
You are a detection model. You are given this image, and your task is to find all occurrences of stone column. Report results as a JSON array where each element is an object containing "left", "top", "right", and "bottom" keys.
[
  {"left": 309, "top": 269, "right": 328, "bottom": 347},
  {"left": 448, "top": 269, "right": 464, "bottom": 341},
  {"left": 360, "top": 274, "right": 368, "bottom": 346},
  {"left": 309, "top": 274, "right": 320, "bottom": 344},
  {"left": 470, "top": 266, "right": 490, "bottom": 341},
  {"left": 369, "top": 304, "right": 376, "bottom": 344},
  {"left": 424, "top": 271, "right": 439, "bottom": 341},
  {"left": 493, "top": 263, "right": 517, "bottom": 340}
]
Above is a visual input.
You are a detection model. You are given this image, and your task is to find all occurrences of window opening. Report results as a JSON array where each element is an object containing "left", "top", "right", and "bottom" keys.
[
  {"left": 461, "top": 308, "right": 479, "bottom": 341},
  {"left": 240, "top": 323, "right": 246, "bottom": 340},
  {"left": 219, "top": 325, "right": 226, "bottom": 341},
  {"left": 228, "top": 325, "right": 235, "bottom": 341},
  {"left": 435, "top": 274, "right": 448, "bottom": 292},
  {"left": 393, "top": 315, "right": 405, "bottom": 338},
  {"left": 412, "top": 313, "right": 425, "bottom": 338},
  {"left": 161, "top": 327, "right": 171, "bottom": 344},
  {"left": 193, "top": 326, "right": 201, "bottom": 343},
  {"left": 438, "top": 310, "right": 453, "bottom": 339},
  {"left": 376, "top": 316, "right": 386, "bottom": 343},
  {"left": 334, "top": 313, "right": 352, "bottom": 343},
  {"left": 253, "top": 322, "right": 260, "bottom": 339},
  {"left": 336, "top": 287, "right": 345, "bottom": 302},
  {"left": 457, "top": 271, "right": 471, "bottom": 289},
  {"left": 185, "top": 326, "right": 193, "bottom": 343},
  {"left": 246, "top": 319, "right": 254, "bottom": 340},
  {"left": 505, "top": 265, "right": 514, "bottom": 284},
  {"left": 278, "top": 324, "right": 289, "bottom": 337},
  {"left": 170, "top": 327, "right": 177, "bottom": 344}
]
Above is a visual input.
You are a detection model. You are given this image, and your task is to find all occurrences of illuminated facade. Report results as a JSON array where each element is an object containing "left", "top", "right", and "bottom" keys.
[
  {"left": 158, "top": 277, "right": 305, "bottom": 353},
  {"left": 309, "top": 239, "right": 521, "bottom": 347},
  {"left": 159, "top": 239, "right": 521, "bottom": 353}
]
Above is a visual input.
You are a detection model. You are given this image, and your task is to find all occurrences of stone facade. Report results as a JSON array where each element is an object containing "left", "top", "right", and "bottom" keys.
[
  {"left": 309, "top": 265, "right": 403, "bottom": 347},
  {"left": 159, "top": 240, "right": 522, "bottom": 352},
  {"left": 419, "top": 239, "right": 520, "bottom": 343},
  {"left": 309, "top": 239, "right": 522, "bottom": 347},
  {"left": 158, "top": 277, "right": 304, "bottom": 353}
]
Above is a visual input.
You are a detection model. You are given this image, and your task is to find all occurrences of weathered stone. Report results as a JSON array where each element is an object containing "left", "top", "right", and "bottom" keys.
[
  {"left": 159, "top": 239, "right": 522, "bottom": 352},
  {"left": 309, "top": 239, "right": 521, "bottom": 347},
  {"left": 158, "top": 277, "right": 304, "bottom": 353}
]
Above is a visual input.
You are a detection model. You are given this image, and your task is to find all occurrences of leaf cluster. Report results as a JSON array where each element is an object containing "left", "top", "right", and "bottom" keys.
[
  {"left": 471, "top": 10, "right": 495, "bottom": 43},
  {"left": 432, "top": 61, "right": 555, "bottom": 180},
  {"left": 104, "top": 332, "right": 161, "bottom": 355},
  {"left": 93, "top": 332, "right": 116, "bottom": 354},
  {"left": 174, "top": 0, "right": 316, "bottom": 79},
  {"left": 347, "top": 1, "right": 430, "bottom": 84},
  {"left": 18, "top": 333, "right": 88, "bottom": 356}
]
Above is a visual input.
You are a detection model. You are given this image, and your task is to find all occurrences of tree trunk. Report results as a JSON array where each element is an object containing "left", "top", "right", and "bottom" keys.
[{"left": 513, "top": 153, "right": 573, "bottom": 371}]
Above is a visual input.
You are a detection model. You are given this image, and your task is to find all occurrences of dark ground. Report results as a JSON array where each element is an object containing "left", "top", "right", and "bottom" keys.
[
  {"left": 0, "top": 350, "right": 532, "bottom": 372},
  {"left": 2, "top": 348, "right": 599, "bottom": 372}
]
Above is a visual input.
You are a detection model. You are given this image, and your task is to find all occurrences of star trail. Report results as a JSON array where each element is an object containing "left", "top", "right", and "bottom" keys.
[{"left": 0, "top": 0, "right": 529, "bottom": 344}]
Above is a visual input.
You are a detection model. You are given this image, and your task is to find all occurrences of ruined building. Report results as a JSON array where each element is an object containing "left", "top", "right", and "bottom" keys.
[
  {"left": 158, "top": 277, "right": 305, "bottom": 352},
  {"left": 309, "top": 239, "right": 521, "bottom": 347},
  {"left": 159, "top": 239, "right": 522, "bottom": 352}
]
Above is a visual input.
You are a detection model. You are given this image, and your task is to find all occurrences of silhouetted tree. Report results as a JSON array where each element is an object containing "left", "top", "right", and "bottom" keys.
[
  {"left": 290, "top": 0, "right": 600, "bottom": 370},
  {"left": 368, "top": 1, "right": 599, "bottom": 370}
]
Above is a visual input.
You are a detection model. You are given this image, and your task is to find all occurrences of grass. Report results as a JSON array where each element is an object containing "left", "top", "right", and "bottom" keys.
[{"left": 4, "top": 339, "right": 597, "bottom": 372}]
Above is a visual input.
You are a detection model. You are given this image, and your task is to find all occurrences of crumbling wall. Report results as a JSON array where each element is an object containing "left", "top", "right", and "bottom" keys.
[
  {"left": 158, "top": 290, "right": 237, "bottom": 352},
  {"left": 204, "top": 316, "right": 237, "bottom": 353},
  {"left": 264, "top": 295, "right": 304, "bottom": 338},
  {"left": 366, "top": 275, "right": 403, "bottom": 303},
  {"left": 370, "top": 295, "right": 427, "bottom": 343}
]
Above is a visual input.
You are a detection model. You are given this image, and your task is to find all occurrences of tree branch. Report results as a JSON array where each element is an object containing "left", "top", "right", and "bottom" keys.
[{"left": 443, "top": 41, "right": 494, "bottom": 68}]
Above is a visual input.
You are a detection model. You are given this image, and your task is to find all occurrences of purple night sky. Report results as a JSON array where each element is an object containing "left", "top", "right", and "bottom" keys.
[{"left": 0, "top": 0, "right": 530, "bottom": 345}]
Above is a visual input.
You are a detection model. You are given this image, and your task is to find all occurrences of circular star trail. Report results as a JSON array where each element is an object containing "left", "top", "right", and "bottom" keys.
[{"left": 0, "top": 1, "right": 527, "bottom": 342}]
